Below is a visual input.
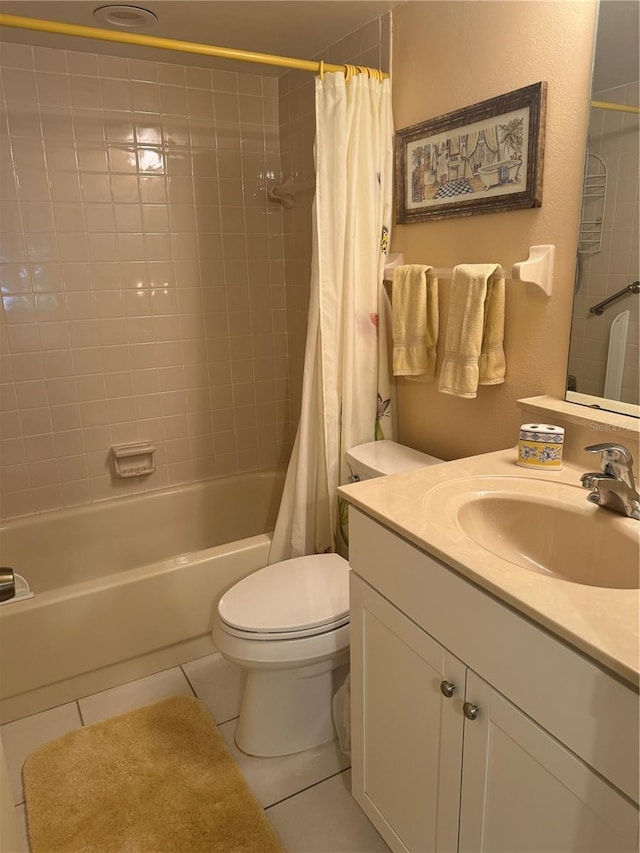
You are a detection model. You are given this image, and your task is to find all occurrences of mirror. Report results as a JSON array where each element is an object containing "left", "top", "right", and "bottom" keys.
[{"left": 566, "top": 0, "right": 639, "bottom": 418}]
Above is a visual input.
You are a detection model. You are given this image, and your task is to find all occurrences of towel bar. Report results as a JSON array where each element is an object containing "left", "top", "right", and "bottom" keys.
[{"left": 383, "top": 244, "right": 555, "bottom": 296}]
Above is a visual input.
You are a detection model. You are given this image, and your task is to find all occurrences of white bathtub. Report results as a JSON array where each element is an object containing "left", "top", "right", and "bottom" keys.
[
  {"left": 0, "top": 470, "right": 284, "bottom": 722},
  {"left": 477, "top": 159, "right": 521, "bottom": 189}
]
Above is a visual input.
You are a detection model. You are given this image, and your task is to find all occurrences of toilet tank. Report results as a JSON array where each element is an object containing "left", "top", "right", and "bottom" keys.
[{"left": 345, "top": 439, "right": 442, "bottom": 480}]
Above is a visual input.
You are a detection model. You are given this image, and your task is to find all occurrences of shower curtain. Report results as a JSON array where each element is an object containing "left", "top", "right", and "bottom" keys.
[{"left": 269, "top": 71, "right": 395, "bottom": 562}]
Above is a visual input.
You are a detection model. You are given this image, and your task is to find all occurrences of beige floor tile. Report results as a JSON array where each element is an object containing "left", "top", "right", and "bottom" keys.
[
  {"left": 218, "top": 718, "right": 351, "bottom": 809},
  {"left": 0, "top": 703, "right": 81, "bottom": 806},
  {"left": 266, "top": 769, "right": 391, "bottom": 852},
  {"left": 182, "top": 652, "right": 244, "bottom": 724},
  {"left": 78, "top": 667, "right": 194, "bottom": 725}
]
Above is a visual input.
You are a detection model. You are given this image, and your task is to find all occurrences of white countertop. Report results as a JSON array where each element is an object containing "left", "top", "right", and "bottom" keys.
[{"left": 339, "top": 448, "right": 640, "bottom": 687}]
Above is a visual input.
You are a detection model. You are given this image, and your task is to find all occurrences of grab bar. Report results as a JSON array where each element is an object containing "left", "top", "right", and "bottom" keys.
[{"left": 589, "top": 281, "right": 640, "bottom": 315}]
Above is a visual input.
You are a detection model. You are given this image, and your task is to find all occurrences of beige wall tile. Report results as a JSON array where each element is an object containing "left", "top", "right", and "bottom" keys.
[{"left": 1, "top": 44, "right": 289, "bottom": 518}]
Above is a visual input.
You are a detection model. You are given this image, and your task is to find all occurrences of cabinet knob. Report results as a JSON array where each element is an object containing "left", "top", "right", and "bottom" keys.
[
  {"left": 440, "top": 680, "right": 456, "bottom": 698},
  {"left": 463, "top": 701, "right": 479, "bottom": 721}
]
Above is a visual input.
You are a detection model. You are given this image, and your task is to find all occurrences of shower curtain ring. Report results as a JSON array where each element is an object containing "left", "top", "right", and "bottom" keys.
[{"left": 319, "top": 60, "right": 324, "bottom": 80}]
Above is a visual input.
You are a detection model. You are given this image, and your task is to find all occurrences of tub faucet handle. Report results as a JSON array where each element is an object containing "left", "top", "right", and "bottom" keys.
[{"left": 0, "top": 567, "right": 15, "bottom": 603}]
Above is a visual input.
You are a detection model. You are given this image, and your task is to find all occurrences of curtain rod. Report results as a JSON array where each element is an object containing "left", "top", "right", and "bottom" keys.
[
  {"left": 591, "top": 100, "right": 639, "bottom": 115},
  {"left": 0, "top": 13, "right": 387, "bottom": 78}
]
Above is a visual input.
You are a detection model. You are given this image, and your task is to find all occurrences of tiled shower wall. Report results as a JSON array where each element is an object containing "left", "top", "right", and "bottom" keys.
[
  {"left": 0, "top": 15, "right": 390, "bottom": 520},
  {"left": 569, "top": 79, "right": 639, "bottom": 404},
  {"left": 0, "top": 42, "right": 289, "bottom": 519}
]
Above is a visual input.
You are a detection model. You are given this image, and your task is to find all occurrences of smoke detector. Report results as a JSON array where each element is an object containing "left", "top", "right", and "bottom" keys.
[{"left": 93, "top": 5, "right": 158, "bottom": 29}]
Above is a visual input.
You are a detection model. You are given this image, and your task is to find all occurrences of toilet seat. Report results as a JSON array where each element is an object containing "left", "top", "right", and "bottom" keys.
[
  {"left": 218, "top": 615, "right": 349, "bottom": 642},
  {"left": 217, "top": 553, "right": 349, "bottom": 641}
]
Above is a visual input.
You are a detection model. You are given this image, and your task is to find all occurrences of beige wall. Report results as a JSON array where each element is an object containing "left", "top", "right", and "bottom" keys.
[
  {"left": 391, "top": 1, "right": 598, "bottom": 460},
  {"left": 0, "top": 5, "right": 601, "bottom": 516}
]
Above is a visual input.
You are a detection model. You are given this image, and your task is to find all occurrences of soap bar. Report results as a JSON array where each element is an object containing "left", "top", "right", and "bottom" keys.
[{"left": 517, "top": 424, "right": 564, "bottom": 470}]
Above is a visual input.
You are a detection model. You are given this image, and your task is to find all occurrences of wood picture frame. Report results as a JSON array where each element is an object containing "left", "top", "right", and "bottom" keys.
[{"left": 395, "top": 82, "right": 547, "bottom": 223}]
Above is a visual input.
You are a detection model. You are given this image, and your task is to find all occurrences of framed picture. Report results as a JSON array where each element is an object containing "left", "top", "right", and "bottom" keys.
[{"left": 395, "top": 82, "right": 547, "bottom": 223}]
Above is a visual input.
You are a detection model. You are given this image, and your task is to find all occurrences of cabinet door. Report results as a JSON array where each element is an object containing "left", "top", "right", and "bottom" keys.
[
  {"left": 459, "top": 670, "right": 639, "bottom": 853},
  {"left": 350, "top": 574, "right": 466, "bottom": 853}
]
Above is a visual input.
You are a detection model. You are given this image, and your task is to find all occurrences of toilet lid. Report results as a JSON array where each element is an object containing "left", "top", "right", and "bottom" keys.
[{"left": 218, "top": 553, "right": 349, "bottom": 635}]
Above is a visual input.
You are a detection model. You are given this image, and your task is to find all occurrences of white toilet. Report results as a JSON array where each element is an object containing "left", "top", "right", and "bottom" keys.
[{"left": 212, "top": 439, "right": 443, "bottom": 757}]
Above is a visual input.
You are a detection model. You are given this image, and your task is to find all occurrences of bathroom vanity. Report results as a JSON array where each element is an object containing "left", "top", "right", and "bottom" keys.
[{"left": 339, "top": 449, "right": 639, "bottom": 853}]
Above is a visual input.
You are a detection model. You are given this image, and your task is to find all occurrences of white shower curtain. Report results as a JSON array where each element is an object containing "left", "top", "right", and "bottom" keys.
[{"left": 269, "top": 71, "right": 395, "bottom": 563}]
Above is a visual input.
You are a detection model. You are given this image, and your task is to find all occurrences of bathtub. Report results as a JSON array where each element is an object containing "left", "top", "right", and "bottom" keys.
[
  {"left": 477, "top": 159, "right": 521, "bottom": 189},
  {"left": 0, "top": 469, "right": 284, "bottom": 723}
]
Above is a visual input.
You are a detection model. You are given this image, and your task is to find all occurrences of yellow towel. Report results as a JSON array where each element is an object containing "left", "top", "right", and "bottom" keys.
[
  {"left": 438, "top": 264, "right": 506, "bottom": 398},
  {"left": 478, "top": 272, "right": 506, "bottom": 386},
  {"left": 392, "top": 264, "right": 438, "bottom": 381}
]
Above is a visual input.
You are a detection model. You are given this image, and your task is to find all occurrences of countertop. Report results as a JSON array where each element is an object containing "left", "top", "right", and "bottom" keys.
[{"left": 338, "top": 448, "right": 640, "bottom": 688}]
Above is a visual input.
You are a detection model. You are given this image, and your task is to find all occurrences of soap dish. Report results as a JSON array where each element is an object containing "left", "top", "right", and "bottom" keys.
[{"left": 111, "top": 442, "right": 156, "bottom": 478}]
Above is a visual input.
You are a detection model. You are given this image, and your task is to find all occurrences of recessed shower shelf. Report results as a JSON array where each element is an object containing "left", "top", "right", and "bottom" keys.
[{"left": 383, "top": 244, "right": 555, "bottom": 296}]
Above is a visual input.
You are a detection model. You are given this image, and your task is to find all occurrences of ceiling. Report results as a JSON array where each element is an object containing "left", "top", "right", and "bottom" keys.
[
  {"left": 0, "top": 1, "right": 401, "bottom": 75},
  {"left": 4, "top": 2, "right": 633, "bottom": 90}
]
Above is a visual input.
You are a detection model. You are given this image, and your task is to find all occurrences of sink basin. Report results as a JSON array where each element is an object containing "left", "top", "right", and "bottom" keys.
[{"left": 426, "top": 476, "right": 639, "bottom": 589}]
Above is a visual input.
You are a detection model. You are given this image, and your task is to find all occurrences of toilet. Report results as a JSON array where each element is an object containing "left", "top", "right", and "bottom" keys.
[{"left": 212, "top": 439, "right": 443, "bottom": 757}]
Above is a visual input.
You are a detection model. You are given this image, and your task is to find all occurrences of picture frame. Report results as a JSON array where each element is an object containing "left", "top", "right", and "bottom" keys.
[{"left": 395, "top": 82, "right": 547, "bottom": 223}]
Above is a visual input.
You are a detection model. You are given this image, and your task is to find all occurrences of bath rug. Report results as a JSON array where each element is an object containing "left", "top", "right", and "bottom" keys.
[{"left": 23, "top": 695, "right": 284, "bottom": 853}]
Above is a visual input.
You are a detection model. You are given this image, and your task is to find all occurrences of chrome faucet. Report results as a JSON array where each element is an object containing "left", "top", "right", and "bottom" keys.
[{"left": 580, "top": 443, "right": 640, "bottom": 520}]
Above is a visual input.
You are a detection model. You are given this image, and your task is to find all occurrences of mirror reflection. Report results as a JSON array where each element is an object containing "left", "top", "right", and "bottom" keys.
[{"left": 566, "top": 0, "right": 639, "bottom": 417}]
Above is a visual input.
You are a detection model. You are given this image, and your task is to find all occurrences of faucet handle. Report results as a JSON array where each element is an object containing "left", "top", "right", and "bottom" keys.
[
  {"left": 584, "top": 443, "right": 634, "bottom": 465},
  {"left": 584, "top": 443, "right": 636, "bottom": 487}
]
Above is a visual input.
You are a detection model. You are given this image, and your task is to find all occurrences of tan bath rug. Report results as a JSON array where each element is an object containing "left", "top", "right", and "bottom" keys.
[{"left": 23, "top": 695, "right": 284, "bottom": 853}]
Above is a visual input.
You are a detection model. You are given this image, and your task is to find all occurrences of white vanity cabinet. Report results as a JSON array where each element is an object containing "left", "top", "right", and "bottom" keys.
[{"left": 348, "top": 509, "right": 640, "bottom": 853}]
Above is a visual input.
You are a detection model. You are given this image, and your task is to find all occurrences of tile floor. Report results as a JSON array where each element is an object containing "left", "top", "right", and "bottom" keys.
[{"left": 1, "top": 653, "right": 390, "bottom": 852}]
